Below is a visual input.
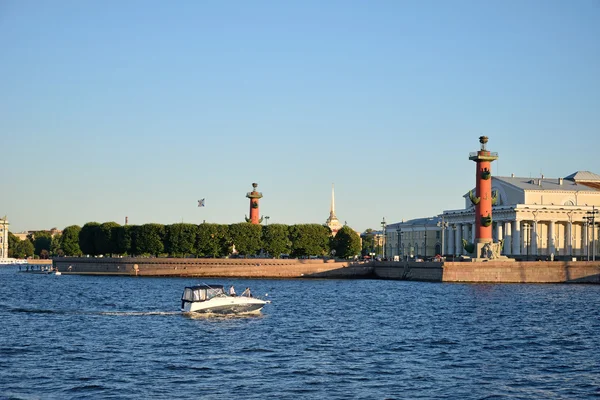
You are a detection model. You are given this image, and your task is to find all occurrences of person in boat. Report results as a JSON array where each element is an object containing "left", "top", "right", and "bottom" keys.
[
  {"left": 241, "top": 287, "right": 252, "bottom": 297},
  {"left": 229, "top": 286, "right": 236, "bottom": 296}
]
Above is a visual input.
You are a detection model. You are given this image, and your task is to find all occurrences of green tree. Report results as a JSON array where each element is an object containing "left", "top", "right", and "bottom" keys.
[
  {"left": 228, "top": 223, "right": 262, "bottom": 256},
  {"left": 50, "top": 233, "right": 63, "bottom": 257},
  {"left": 113, "top": 225, "right": 133, "bottom": 255},
  {"left": 18, "top": 239, "right": 35, "bottom": 259},
  {"left": 79, "top": 222, "right": 100, "bottom": 256},
  {"left": 133, "top": 223, "right": 165, "bottom": 256},
  {"left": 95, "top": 222, "right": 120, "bottom": 255},
  {"left": 29, "top": 231, "right": 52, "bottom": 257},
  {"left": 164, "top": 223, "right": 197, "bottom": 257},
  {"left": 196, "top": 223, "right": 229, "bottom": 257},
  {"left": 289, "top": 224, "right": 331, "bottom": 258},
  {"left": 7, "top": 232, "right": 34, "bottom": 259},
  {"left": 361, "top": 229, "right": 375, "bottom": 257},
  {"left": 7, "top": 232, "right": 19, "bottom": 258},
  {"left": 262, "top": 224, "right": 291, "bottom": 258},
  {"left": 61, "top": 225, "right": 82, "bottom": 256},
  {"left": 331, "top": 225, "right": 362, "bottom": 259}
]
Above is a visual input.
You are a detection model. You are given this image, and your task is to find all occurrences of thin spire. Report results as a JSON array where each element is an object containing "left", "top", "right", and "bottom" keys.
[{"left": 330, "top": 183, "right": 336, "bottom": 218}]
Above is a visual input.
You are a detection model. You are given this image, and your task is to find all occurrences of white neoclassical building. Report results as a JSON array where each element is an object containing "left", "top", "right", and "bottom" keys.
[
  {"left": 442, "top": 171, "right": 600, "bottom": 260},
  {"left": 0, "top": 217, "right": 9, "bottom": 259},
  {"left": 385, "top": 171, "right": 600, "bottom": 261}
]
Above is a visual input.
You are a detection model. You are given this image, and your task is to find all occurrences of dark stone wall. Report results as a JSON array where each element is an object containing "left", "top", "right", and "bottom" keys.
[{"left": 52, "top": 257, "right": 374, "bottom": 279}]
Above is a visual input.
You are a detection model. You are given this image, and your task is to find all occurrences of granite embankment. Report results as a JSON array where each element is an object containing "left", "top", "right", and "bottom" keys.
[
  {"left": 52, "top": 257, "right": 600, "bottom": 283},
  {"left": 374, "top": 260, "right": 600, "bottom": 283},
  {"left": 52, "top": 257, "right": 374, "bottom": 279}
]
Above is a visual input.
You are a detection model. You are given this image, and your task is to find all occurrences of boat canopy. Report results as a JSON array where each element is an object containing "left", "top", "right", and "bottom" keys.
[{"left": 181, "top": 285, "right": 225, "bottom": 302}]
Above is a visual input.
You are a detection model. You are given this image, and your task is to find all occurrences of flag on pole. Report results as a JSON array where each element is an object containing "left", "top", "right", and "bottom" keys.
[{"left": 198, "top": 198, "right": 205, "bottom": 207}]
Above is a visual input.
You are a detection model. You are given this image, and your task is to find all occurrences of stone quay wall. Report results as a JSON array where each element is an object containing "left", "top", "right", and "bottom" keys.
[
  {"left": 441, "top": 260, "right": 600, "bottom": 283},
  {"left": 52, "top": 257, "right": 600, "bottom": 283},
  {"left": 52, "top": 257, "right": 374, "bottom": 279},
  {"left": 373, "top": 260, "right": 600, "bottom": 283}
]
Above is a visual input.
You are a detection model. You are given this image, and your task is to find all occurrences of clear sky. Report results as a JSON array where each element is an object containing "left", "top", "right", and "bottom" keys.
[{"left": 1, "top": 0, "right": 599, "bottom": 233}]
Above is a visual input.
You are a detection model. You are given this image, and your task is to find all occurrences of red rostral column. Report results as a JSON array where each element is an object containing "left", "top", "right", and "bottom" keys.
[
  {"left": 469, "top": 136, "right": 498, "bottom": 246},
  {"left": 245, "top": 183, "right": 263, "bottom": 224}
]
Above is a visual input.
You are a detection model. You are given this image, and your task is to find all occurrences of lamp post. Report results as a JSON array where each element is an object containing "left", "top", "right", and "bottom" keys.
[
  {"left": 585, "top": 206, "right": 598, "bottom": 261},
  {"left": 397, "top": 227, "right": 402, "bottom": 261},
  {"left": 381, "top": 217, "right": 386, "bottom": 260},
  {"left": 423, "top": 230, "right": 427, "bottom": 259},
  {"left": 264, "top": 216, "right": 270, "bottom": 226},
  {"left": 437, "top": 217, "right": 448, "bottom": 258}
]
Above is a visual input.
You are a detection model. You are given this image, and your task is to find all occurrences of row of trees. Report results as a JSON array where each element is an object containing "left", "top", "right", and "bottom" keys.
[
  {"left": 21, "top": 222, "right": 362, "bottom": 259},
  {"left": 7, "top": 231, "right": 62, "bottom": 259}
]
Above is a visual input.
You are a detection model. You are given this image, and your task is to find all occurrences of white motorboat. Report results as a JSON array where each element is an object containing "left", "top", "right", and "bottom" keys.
[{"left": 181, "top": 284, "right": 269, "bottom": 315}]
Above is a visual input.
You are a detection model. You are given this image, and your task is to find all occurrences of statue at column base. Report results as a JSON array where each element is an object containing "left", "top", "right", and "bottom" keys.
[{"left": 461, "top": 239, "right": 514, "bottom": 262}]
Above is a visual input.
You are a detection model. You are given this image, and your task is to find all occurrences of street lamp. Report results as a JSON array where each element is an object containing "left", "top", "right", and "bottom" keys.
[
  {"left": 585, "top": 206, "right": 598, "bottom": 261},
  {"left": 381, "top": 217, "right": 386, "bottom": 260},
  {"left": 437, "top": 216, "right": 448, "bottom": 258},
  {"left": 423, "top": 230, "right": 427, "bottom": 259},
  {"left": 264, "top": 216, "right": 270, "bottom": 226},
  {"left": 397, "top": 227, "right": 402, "bottom": 261}
]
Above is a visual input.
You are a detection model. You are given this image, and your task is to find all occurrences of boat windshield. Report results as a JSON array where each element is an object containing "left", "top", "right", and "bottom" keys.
[{"left": 182, "top": 286, "right": 225, "bottom": 302}]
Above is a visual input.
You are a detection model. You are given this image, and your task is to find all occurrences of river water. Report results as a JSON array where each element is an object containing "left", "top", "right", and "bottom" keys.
[{"left": 1, "top": 266, "right": 599, "bottom": 399}]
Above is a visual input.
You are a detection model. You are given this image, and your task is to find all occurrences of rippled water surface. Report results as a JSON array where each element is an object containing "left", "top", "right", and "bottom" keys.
[{"left": 1, "top": 266, "right": 599, "bottom": 399}]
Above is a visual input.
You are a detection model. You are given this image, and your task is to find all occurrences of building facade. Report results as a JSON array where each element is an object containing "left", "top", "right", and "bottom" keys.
[
  {"left": 385, "top": 171, "right": 600, "bottom": 261},
  {"left": 386, "top": 218, "right": 444, "bottom": 260},
  {"left": 0, "top": 217, "right": 9, "bottom": 259},
  {"left": 442, "top": 171, "right": 600, "bottom": 260}
]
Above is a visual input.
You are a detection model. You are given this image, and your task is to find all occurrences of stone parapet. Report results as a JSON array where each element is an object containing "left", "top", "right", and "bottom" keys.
[
  {"left": 52, "top": 257, "right": 374, "bottom": 279},
  {"left": 373, "top": 260, "right": 600, "bottom": 283},
  {"left": 442, "top": 261, "right": 600, "bottom": 283}
]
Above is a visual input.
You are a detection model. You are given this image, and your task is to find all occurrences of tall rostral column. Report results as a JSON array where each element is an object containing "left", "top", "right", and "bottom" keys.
[
  {"left": 245, "top": 183, "right": 263, "bottom": 224},
  {"left": 469, "top": 136, "right": 498, "bottom": 256}
]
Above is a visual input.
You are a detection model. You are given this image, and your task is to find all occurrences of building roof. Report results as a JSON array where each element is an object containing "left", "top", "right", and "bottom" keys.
[
  {"left": 564, "top": 171, "right": 600, "bottom": 181},
  {"left": 494, "top": 172, "right": 600, "bottom": 192}
]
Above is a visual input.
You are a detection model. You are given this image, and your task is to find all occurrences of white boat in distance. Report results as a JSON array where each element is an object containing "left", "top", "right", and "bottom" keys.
[{"left": 181, "top": 284, "right": 269, "bottom": 315}]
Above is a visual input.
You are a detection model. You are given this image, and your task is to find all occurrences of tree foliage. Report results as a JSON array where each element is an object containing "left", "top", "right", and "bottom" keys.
[
  {"left": 8, "top": 232, "right": 34, "bottom": 259},
  {"left": 164, "top": 223, "right": 197, "bottom": 257},
  {"left": 262, "top": 224, "right": 290, "bottom": 258},
  {"left": 289, "top": 224, "right": 331, "bottom": 258},
  {"left": 96, "top": 222, "right": 121, "bottom": 255},
  {"left": 7, "top": 232, "right": 20, "bottom": 258},
  {"left": 196, "top": 223, "right": 229, "bottom": 257},
  {"left": 113, "top": 225, "right": 133, "bottom": 255},
  {"left": 29, "top": 231, "right": 52, "bottom": 257},
  {"left": 133, "top": 223, "right": 165, "bottom": 256},
  {"left": 331, "top": 225, "right": 362, "bottom": 258},
  {"left": 80, "top": 222, "right": 100, "bottom": 256},
  {"left": 361, "top": 229, "right": 375, "bottom": 256},
  {"left": 228, "top": 223, "right": 262, "bottom": 256},
  {"left": 61, "top": 225, "right": 82, "bottom": 256},
  {"left": 50, "top": 234, "right": 63, "bottom": 257}
]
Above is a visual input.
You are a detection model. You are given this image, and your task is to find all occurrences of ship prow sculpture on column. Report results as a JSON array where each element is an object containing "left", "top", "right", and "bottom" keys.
[{"left": 463, "top": 136, "right": 514, "bottom": 262}]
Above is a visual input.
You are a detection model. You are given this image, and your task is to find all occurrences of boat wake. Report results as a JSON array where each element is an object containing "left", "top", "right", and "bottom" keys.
[
  {"left": 7, "top": 307, "right": 180, "bottom": 317},
  {"left": 182, "top": 311, "right": 265, "bottom": 320}
]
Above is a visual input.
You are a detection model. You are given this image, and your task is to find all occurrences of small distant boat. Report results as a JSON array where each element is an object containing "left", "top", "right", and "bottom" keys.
[{"left": 181, "top": 284, "right": 269, "bottom": 315}]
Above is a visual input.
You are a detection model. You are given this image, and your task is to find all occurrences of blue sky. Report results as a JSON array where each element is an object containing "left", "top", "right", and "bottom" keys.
[{"left": 1, "top": 0, "right": 599, "bottom": 233}]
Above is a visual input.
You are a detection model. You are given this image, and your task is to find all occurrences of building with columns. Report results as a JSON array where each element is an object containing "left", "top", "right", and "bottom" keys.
[
  {"left": 385, "top": 171, "right": 600, "bottom": 261},
  {"left": 0, "top": 217, "right": 9, "bottom": 259},
  {"left": 442, "top": 171, "right": 600, "bottom": 260},
  {"left": 386, "top": 218, "right": 444, "bottom": 260}
]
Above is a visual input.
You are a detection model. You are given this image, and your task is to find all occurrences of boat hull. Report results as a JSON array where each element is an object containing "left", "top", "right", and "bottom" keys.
[{"left": 182, "top": 297, "right": 267, "bottom": 315}]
